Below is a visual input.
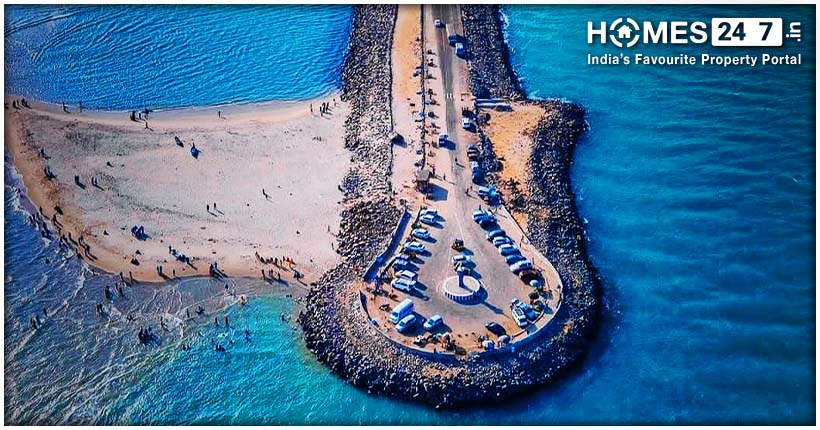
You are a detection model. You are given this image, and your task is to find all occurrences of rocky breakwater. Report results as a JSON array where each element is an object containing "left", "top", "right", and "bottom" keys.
[
  {"left": 460, "top": 5, "right": 524, "bottom": 101},
  {"left": 300, "top": 4, "right": 600, "bottom": 408},
  {"left": 338, "top": 4, "right": 397, "bottom": 200},
  {"left": 462, "top": 1, "right": 601, "bottom": 395}
]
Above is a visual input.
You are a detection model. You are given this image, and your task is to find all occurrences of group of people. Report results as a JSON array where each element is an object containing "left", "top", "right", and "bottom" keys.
[
  {"left": 10, "top": 98, "right": 30, "bottom": 110},
  {"left": 137, "top": 326, "right": 156, "bottom": 344},
  {"left": 311, "top": 99, "right": 335, "bottom": 116},
  {"left": 130, "top": 225, "right": 147, "bottom": 240}
]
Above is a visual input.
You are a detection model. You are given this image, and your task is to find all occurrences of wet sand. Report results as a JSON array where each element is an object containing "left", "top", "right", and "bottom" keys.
[{"left": 5, "top": 96, "right": 349, "bottom": 282}]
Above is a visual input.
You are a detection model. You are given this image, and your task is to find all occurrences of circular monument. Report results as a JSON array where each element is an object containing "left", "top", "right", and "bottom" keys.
[{"left": 442, "top": 274, "right": 483, "bottom": 303}]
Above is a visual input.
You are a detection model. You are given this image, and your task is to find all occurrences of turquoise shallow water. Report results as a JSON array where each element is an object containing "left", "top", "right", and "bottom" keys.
[{"left": 4, "top": 4, "right": 816, "bottom": 425}]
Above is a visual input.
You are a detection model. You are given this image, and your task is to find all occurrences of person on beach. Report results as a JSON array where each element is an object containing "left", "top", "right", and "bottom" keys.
[
  {"left": 214, "top": 317, "right": 219, "bottom": 327},
  {"left": 218, "top": 110, "right": 222, "bottom": 119}
]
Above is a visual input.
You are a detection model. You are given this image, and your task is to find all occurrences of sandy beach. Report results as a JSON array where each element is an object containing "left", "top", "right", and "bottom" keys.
[{"left": 5, "top": 95, "right": 350, "bottom": 282}]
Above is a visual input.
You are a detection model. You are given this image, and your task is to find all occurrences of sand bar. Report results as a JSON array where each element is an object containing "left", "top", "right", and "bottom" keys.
[{"left": 5, "top": 95, "right": 349, "bottom": 282}]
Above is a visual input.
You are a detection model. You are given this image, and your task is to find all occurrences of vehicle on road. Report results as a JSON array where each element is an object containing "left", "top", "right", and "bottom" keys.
[
  {"left": 435, "top": 19, "right": 444, "bottom": 28},
  {"left": 404, "top": 241, "right": 425, "bottom": 253},
  {"left": 391, "top": 277, "right": 416, "bottom": 293},
  {"left": 510, "top": 259, "right": 533, "bottom": 273},
  {"left": 412, "top": 228, "right": 430, "bottom": 240},
  {"left": 486, "top": 229, "right": 506, "bottom": 240},
  {"left": 455, "top": 42, "right": 466, "bottom": 57},
  {"left": 505, "top": 253, "right": 527, "bottom": 265},
  {"left": 389, "top": 299, "right": 414, "bottom": 324},
  {"left": 492, "top": 236, "right": 512, "bottom": 247},
  {"left": 420, "top": 213, "right": 438, "bottom": 225},
  {"left": 451, "top": 238, "right": 465, "bottom": 251},
  {"left": 423, "top": 314, "right": 443, "bottom": 331},
  {"left": 396, "top": 314, "right": 417, "bottom": 333},
  {"left": 450, "top": 254, "right": 472, "bottom": 266},
  {"left": 498, "top": 244, "right": 520, "bottom": 256},
  {"left": 512, "top": 306, "right": 528, "bottom": 327},
  {"left": 485, "top": 321, "right": 507, "bottom": 336}
]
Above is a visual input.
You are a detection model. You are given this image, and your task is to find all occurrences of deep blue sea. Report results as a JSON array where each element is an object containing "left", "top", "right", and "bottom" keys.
[{"left": 4, "top": 4, "right": 816, "bottom": 425}]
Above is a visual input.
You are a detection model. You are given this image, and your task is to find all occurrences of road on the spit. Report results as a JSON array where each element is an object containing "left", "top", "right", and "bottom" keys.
[{"left": 381, "top": 4, "right": 562, "bottom": 343}]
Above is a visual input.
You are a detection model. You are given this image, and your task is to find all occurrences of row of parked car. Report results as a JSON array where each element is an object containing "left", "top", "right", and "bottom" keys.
[
  {"left": 391, "top": 207, "right": 441, "bottom": 293},
  {"left": 389, "top": 298, "right": 444, "bottom": 334},
  {"left": 472, "top": 208, "right": 534, "bottom": 275}
]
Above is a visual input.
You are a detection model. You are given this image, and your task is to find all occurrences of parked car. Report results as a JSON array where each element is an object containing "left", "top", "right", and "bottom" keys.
[
  {"left": 472, "top": 209, "right": 489, "bottom": 221},
  {"left": 461, "top": 117, "right": 473, "bottom": 130},
  {"left": 421, "top": 208, "right": 439, "bottom": 218},
  {"left": 403, "top": 241, "right": 425, "bottom": 253},
  {"left": 498, "top": 244, "right": 520, "bottom": 256},
  {"left": 450, "top": 254, "right": 472, "bottom": 266},
  {"left": 451, "top": 238, "right": 465, "bottom": 251},
  {"left": 512, "top": 306, "right": 528, "bottom": 327},
  {"left": 492, "top": 236, "right": 512, "bottom": 247},
  {"left": 396, "top": 314, "right": 417, "bottom": 333},
  {"left": 510, "top": 259, "right": 533, "bottom": 273},
  {"left": 420, "top": 213, "right": 437, "bottom": 225},
  {"left": 423, "top": 314, "right": 443, "bottom": 331},
  {"left": 391, "top": 277, "right": 415, "bottom": 293},
  {"left": 395, "top": 269, "right": 418, "bottom": 281},
  {"left": 482, "top": 339, "right": 494, "bottom": 350},
  {"left": 486, "top": 229, "right": 506, "bottom": 240},
  {"left": 497, "top": 334, "right": 511, "bottom": 345},
  {"left": 478, "top": 217, "right": 497, "bottom": 229},
  {"left": 412, "top": 228, "right": 430, "bottom": 240},
  {"left": 434, "top": 19, "right": 444, "bottom": 28},
  {"left": 485, "top": 321, "right": 507, "bottom": 336},
  {"left": 520, "top": 303, "right": 538, "bottom": 320},
  {"left": 505, "top": 253, "right": 527, "bottom": 265}
]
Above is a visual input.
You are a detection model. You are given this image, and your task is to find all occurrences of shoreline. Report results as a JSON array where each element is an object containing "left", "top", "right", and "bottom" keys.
[
  {"left": 298, "top": 4, "right": 599, "bottom": 408},
  {"left": 5, "top": 91, "right": 349, "bottom": 284}
]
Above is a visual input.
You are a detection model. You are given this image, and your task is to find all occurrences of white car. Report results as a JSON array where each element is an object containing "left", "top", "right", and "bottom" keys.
[
  {"left": 395, "top": 269, "right": 418, "bottom": 281},
  {"left": 423, "top": 314, "right": 443, "bottom": 331},
  {"left": 510, "top": 260, "right": 533, "bottom": 274},
  {"left": 404, "top": 241, "right": 425, "bottom": 253},
  {"left": 450, "top": 254, "right": 472, "bottom": 266},
  {"left": 461, "top": 117, "right": 473, "bottom": 129},
  {"left": 472, "top": 209, "right": 489, "bottom": 221},
  {"left": 420, "top": 213, "right": 437, "bottom": 225},
  {"left": 396, "top": 314, "right": 417, "bottom": 333},
  {"left": 391, "top": 278, "right": 415, "bottom": 293},
  {"left": 434, "top": 19, "right": 444, "bottom": 28},
  {"left": 421, "top": 208, "right": 439, "bottom": 218},
  {"left": 512, "top": 306, "right": 528, "bottom": 327},
  {"left": 412, "top": 228, "right": 430, "bottom": 240},
  {"left": 486, "top": 229, "right": 506, "bottom": 240}
]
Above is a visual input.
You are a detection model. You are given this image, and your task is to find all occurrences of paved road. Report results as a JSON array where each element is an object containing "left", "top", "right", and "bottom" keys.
[{"left": 374, "top": 5, "right": 562, "bottom": 351}]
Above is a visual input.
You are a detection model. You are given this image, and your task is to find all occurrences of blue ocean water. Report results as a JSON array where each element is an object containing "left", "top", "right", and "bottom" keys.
[
  {"left": 3, "top": 4, "right": 816, "bottom": 425},
  {"left": 4, "top": 5, "right": 353, "bottom": 109},
  {"left": 504, "top": 4, "right": 816, "bottom": 424}
]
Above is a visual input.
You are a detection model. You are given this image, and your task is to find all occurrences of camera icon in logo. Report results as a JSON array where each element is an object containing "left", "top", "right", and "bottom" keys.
[{"left": 610, "top": 18, "right": 641, "bottom": 48}]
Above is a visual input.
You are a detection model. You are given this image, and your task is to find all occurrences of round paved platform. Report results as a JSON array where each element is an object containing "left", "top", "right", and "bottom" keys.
[{"left": 442, "top": 275, "right": 483, "bottom": 303}]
